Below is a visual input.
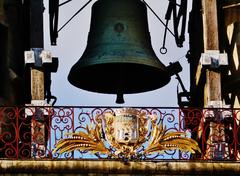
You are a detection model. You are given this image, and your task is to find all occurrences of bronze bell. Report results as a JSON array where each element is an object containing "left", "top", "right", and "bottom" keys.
[{"left": 68, "top": 0, "right": 171, "bottom": 103}]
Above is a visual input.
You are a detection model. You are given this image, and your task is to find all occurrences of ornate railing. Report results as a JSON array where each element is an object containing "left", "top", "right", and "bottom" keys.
[{"left": 0, "top": 106, "right": 239, "bottom": 160}]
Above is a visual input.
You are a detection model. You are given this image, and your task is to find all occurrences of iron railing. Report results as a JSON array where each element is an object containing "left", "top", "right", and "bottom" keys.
[{"left": 0, "top": 106, "right": 239, "bottom": 160}]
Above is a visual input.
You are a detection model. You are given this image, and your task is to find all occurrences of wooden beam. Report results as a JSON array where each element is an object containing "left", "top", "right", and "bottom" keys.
[
  {"left": 29, "top": 0, "right": 46, "bottom": 158},
  {"left": 201, "top": 0, "right": 222, "bottom": 102},
  {"left": 31, "top": 68, "right": 44, "bottom": 100},
  {"left": 201, "top": 0, "right": 225, "bottom": 160},
  {"left": 30, "top": 0, "right": 44, "bottom": 101},
  {"left": 202, "top": 0, "right": 219, "bottom": 51}
]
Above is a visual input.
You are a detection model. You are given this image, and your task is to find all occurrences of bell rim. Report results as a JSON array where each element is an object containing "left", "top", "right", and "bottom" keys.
[{"left": 68, "top": 62, "right": 171, "bottom": 94}]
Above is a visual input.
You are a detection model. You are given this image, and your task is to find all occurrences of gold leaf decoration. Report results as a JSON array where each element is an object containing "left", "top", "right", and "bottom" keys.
[
  {"left": 53, "top": 108, "right": 201, "bottom": 159},
  {"left": 144, "top": 121, "right": 201, "bottom": 154},
  {"left": 53, "top": 123, "right": 110, "bottom": 155}
]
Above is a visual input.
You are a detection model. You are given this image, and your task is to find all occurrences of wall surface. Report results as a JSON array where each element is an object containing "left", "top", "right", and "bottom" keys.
[{"left": 1, "top": 160, "right": 240, "bottom": 175}]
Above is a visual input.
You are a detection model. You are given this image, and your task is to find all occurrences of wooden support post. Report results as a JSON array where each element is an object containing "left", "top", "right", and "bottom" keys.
[
  {"left": 31, "top": 68, "right": 45, "bottom": 100},
  {"left": 202, "top": 0, "right": 227, "bottom": 159},
  {"left": 29, "top": 0, "right": 44, "bottom": 100},
  {"left": 29, "top": 0, "right": 46, "bottom": 158}
]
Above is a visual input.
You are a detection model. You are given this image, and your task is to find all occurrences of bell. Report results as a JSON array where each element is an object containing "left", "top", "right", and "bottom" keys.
[{"left": 68, "top": 0, "right": 171, "bottom": 103}]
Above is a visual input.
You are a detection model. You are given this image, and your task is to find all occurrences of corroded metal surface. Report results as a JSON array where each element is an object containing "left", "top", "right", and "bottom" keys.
[
  {"left": 1, "top": 160, "right": 240, "bottom": 175},
  {"left": 68, "top": 0, "right": 170, "bottom": 97}
]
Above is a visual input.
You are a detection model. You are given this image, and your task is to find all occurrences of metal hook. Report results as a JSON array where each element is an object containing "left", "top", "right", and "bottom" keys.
[{"left": 160, "top": 47, "right": 167, "bottom": 54}]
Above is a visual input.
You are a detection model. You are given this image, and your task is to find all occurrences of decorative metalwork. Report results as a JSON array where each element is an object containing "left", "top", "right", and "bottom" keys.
[
  {"left": 53, "top": 108, "right": 200, "bottom": 160},
  {"left": 0, "top": 107, "right": 240, "bottom": 160}
]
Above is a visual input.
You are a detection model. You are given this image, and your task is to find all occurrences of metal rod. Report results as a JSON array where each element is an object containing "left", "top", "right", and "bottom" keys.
[
  {"left": 142, "top": 0, "right": 175, "bottom": 37},
  {"left": 59, "top": 0, "right": 73, "bottom": 7},
  {"left": 160, "top": 20, "right": 169, "bottom": 54},
  {"left": 168, "top": 0, "right": 180, "bottom": 7},
  {"left": 223, "top": 3, "right": 240, "bottom": 9},
  {"left": 58, "top": 0, "right": 93, "bottom": 33},
  {"left": 175, "top": 73, "right": 189, "bottom": 100}
]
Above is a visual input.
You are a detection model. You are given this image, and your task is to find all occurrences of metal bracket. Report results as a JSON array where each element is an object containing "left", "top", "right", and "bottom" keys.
[
  {"left": 177, "top": 91, "right": 190, "bottom": 107},
  {"left": 203, "top": 101, "right": 232, "bottom": 122},
  {"left": 207, "top": 100, "right": 223, "bottom": 108},
  {"left": 24, "top": 48, "right": 52, "bottom": 67},
  {"left": 25, "top": 100, "right": 51, "bottom": 117},
  {"left": 200, "top": 50, "right": 228, "bottom": 68}
]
